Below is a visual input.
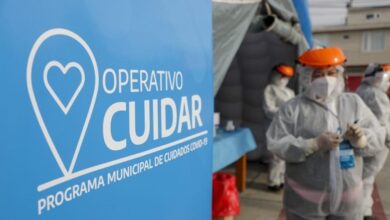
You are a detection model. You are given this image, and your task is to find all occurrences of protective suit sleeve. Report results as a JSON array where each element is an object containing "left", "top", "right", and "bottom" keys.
[
  {"left": 353, "top": 94, "right": 386, "bottom": 156},
  {"left": 266, "top": 100, "right": 318, "bottom": 163},
  {"left": 365, "top": 91, "right": 390, "bottom": 145},
  {"left": 263, "top": 86, "right": 278, "bottom": 119}
]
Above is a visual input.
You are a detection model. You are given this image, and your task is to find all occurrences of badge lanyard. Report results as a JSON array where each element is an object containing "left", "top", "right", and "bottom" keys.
[{"left": 304, "top": 97, "right": 347, "bottom": 213}]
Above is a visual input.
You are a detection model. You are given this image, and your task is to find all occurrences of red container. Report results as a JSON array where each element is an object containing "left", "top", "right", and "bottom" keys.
[{"left": 212, "top": 173, "right": 240, "bottom": 218}]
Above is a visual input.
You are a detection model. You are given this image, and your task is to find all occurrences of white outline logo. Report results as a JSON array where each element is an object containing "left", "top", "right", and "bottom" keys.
[
  {"left": 26, "top": 28, "right": 99, "bottom": 176},
  {"left": 27, "top": 28, "right": 208, "bottom": 193},
  {"left": 44, "top": 61, "right": 86, "bottom": 115}
]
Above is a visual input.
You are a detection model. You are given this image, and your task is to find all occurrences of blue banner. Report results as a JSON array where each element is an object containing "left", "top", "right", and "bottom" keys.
[
  {"left": 0, "top": 1, "right": 213, "bottom": 219},
  {"left": 293, "top": 0, "right": 313, "bottom": 48}
]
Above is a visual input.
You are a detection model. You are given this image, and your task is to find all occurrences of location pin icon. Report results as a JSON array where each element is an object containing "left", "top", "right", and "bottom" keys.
[{"left": 26, "top": 29, "right": 99, "bottom": 176}]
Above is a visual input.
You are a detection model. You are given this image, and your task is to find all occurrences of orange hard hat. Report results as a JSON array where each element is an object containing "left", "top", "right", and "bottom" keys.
[
  {"left": 382, "top": 64, "right": 390, "bottom": 71},
  {"left": 298, "top": 47, "right": 347, "bottom": 68},
  {"left": 275, "top": 64, "right": 294, "bottom": 77}
]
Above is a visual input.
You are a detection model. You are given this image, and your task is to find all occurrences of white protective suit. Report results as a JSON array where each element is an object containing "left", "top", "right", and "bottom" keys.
[
  {"left": 264, "top": 73, "right": 295, "bottom": 187},
  {"left": 356, "top": 69, "right": 390, "bottom": 216},
  {"left": 266, "top": 73, "right": 384, "bottom": 219}
]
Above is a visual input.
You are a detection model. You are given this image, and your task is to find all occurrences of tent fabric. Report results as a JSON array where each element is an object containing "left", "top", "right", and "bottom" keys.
[
  {"left": 267, "top": 0, "right": 298, "bottom": 23},
  {"left": 213, "top": 0, "right": 310, "bottom": 160},
  {"left": 213, "top": 0, "right": 260, "bottom": 94},
  {"left": 215, "top": 57, "right": 243, "bottom": 124},
  {"left": 239, "top": 32, "right": 297, "bottom": 160},
  {"left": 261, "top": 15, "right": 309, "bottom": 55},
  {"left": 215, "top": 31, "right": 298, "bottom": 161},
  {"left": 213, "top": 0, "right": 311, "bottom": 94}
]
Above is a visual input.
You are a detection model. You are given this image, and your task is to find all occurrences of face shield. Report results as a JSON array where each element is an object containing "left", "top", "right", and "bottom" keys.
[
  {"left": 376, "top": 71, "right": 390, "bottom": 92},
  {"left": 363, "top": 63, "right": 390, "bottom": 92},
  {"left": 297, "top": 47, "right": 347, "bottom": 96}
]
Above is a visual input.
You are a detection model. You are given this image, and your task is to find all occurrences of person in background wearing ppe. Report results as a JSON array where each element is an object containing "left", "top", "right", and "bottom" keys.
[
  {"left": 263, "top": 64, "right": 295, "bottom": 192},
  {"left": 266, "top": 47, "right": 384, "bottom": 220},
  {"left": 356, "top": 63, "right": 390, "bottom": 220}
]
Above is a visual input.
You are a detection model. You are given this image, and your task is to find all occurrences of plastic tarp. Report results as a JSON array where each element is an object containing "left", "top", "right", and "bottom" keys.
[
  {"left": 268, "top": 0, "right": 298, "bottom": 23},
  {"left": 265, "top": 0, "right": 310, "bottom": 54},
  {"left": 213, "top": 0, "right": 260, "bottom": 95},
  {"left": 213, "top": 0, "right": 311, "bottom": 94}
]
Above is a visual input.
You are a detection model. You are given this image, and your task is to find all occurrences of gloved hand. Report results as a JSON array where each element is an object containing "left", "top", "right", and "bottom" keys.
[
  {"left": 315, "top": 132, "right": 342, "bottom": 151},
  {"left": 344, "top": 123, "right": 367, "bottom": 148},
  {"left": 304, "top": 132, "right": 342, "bottom": 156}
]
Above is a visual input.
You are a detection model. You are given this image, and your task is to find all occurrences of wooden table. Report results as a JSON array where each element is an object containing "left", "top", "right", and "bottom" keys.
[{"left": 235, "top": 155, "right": 247, "bottom": 192}]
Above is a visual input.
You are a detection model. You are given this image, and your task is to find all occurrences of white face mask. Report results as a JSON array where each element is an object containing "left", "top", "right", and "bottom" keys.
[
  {"left": 311, "top": 76, "right": 338, "bottom": 99},
  {"left": 278, "top": 78, "right": 290, "bottom": 87}
]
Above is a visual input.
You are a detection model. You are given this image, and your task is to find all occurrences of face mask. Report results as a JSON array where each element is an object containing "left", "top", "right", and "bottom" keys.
[
  {"left": 278, "top": 78, "right": 290, "bottom": 87},
  {"left": 311, "top": 76, "right": 338, "bottom": 99}
]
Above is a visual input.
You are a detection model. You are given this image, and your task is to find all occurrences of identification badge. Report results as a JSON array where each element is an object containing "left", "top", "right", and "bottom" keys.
[{"left": 339, "top": 140, "right": 355, "bottom": 169}]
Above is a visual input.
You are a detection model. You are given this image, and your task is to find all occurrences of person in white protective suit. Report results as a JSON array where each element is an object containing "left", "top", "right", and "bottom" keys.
[
  {"left": 266, "top": 47, "right": 385, "bottom": 220},
  {"left": 356, "top": 63, "right": 390, "bottom": 220},
  {"left": 264, "top": 64, "right": 295, "bottom": 191}
]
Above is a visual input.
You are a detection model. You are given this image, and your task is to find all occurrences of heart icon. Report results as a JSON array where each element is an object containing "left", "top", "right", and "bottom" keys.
[
  {"left": 44, "top": 61, "right": 85, "bottom": 115},
  {"left": 27, "top": 28, "right": 99, "bottom": 177}
]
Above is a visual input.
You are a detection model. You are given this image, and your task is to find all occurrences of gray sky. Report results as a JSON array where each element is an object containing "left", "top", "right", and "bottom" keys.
[{"left": 309, "top": 0, "right": 390, "bottom": 27}]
